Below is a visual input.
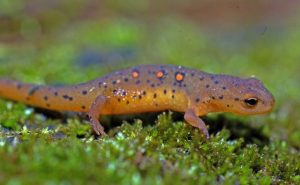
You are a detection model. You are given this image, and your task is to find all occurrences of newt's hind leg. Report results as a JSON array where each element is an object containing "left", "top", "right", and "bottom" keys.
[
  {"left": 184, "top": 108, "right": 209, "bottom": 139},
  {"left": 87, "top": 95, "right": 108, "bottom": 136}
]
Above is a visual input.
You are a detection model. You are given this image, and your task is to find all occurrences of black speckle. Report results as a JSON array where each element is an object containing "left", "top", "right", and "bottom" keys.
[
  {"left": 82, "top": 90, "right": 87, "bottom": 95},
  {"left": 81, "top": 105, "right": 86, "bottom": 109},
  {"left": 163, "top": 89, "right": 167, "bottom": 94},
  {"left": 138, "top": 95, "right": 142, "bottom": 99},
  {"left": 205, "top": 84, "right": 210, "bottom": 88},
  {"left": 98, "top": 82, "right": 102, "bottom": 87},
  {"left": 219, "top": 95, "right": 224, "bottom": 100},
  {"left": 28, "top": 86, "right": 39, "bottom": 96},
  {"left": 146, "top": 79, "right": 150, "bottom": 83},
  {"left": 210, "top": 76, "right": 215, "bottom": 80},
  {"left": 63, "top": 95, "right": 73, "bottom": 101},
  {"left": 155, "top": 103, "right": 158, "bottom": 107},
  {"left": 172, "top": 95, "right": 175, "bottom": 99},
  {"left": 227, "top": 104, "right": 230, "bottom": 107},
  {"left": 196, "top": 98, "right": 200, "bottom": 102},
  {"left": 151, "top": 83, "right": 155, "bottom": 87},
  {"left": 117, "top": 98, "right": 121, "bottom": 102},
  {"left": 143, "top": 91, "right": 146, "bottom": 95},
  {"left": 191, "top": 73, "right": 195, "bottom": 76},
  {"left": 153, "top": 93, "right": 157, "bottom": 98},
  {"left": 17, "top": 84, "right": 22, "bottom": 89},
  {"left": 44, "top": 96, "right": 48, "bottom": 101},
  {"left": 172, "top": 89, "right": 176, "bottom": 93},
  {"left": 212, "top": 96, "right": 215, "bottom": 100},
  {"left": 46, "top": 104, "right": 51, "bottom": 107},
  {"left": 122, "top": 91, "right": 127, "bottom": 96},
  {"left": 112, "top": 81, "right": 116, "bottom": 85},
  {"left": 214, "top": 80, "right": 219, "bottom": 84},
  {"left": 136, "top": 80, "right": 141, "bottom": 84},
  {"left": 173, "top": 82, "right": 177, "bottom": 86},
  {"left": 199, "top": 76, "right": 205, "bottom": 81},
  {"left": 104, "top": 84, "right": 108, "bottom": 88},
  {"left": 124, "top": 78, "right": 129, "bottom": 82},
  {"left": 234, "top": 98, "right": 240, "bottom": 101},
  {"left": 222, "top": 86, "right": 227, "bottom": 90},
  {"left": 183, "top": 84, "right": 187, "bottom": 87},
  {"left": 54, "top": 92, "right": 58, "bottom": 96},
  {"left": 126, "top": 100, "right": 129, "bottom": 104}
]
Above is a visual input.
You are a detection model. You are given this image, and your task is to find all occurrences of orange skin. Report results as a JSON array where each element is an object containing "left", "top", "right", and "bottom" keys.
[{"left": 0, "top": 65, "right": 275, "bottom": 138}]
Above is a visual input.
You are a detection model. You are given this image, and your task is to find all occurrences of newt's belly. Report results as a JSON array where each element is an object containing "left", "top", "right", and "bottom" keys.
[{"left": 100, "top": 87, "right": 188, "bottom": 115}]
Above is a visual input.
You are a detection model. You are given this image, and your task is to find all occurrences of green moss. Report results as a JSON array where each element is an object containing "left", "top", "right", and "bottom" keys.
[
  {"left": 0, "top": 100, "right": 33, "bottom": 130},
  {"left": 0, "top": 113, "right": 299, "bottom": 184},
  {"left": 0, "top": 1, "right": 300, "bottom": 184}
]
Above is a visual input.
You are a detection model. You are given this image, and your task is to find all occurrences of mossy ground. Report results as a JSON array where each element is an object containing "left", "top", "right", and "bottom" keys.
[{"left": 0, "top": 1, "right": 299, "bottom": 185}]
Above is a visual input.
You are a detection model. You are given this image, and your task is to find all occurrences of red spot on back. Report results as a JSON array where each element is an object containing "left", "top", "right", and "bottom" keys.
[
  {"left": 132, "top": 71, "right": 139, "bottom": 78},
  {"left": 175, "top": 73, "right": 184, "bottom": 82},
  {"left": 156, "top": 71, "right": 164, "bottom": 78}
]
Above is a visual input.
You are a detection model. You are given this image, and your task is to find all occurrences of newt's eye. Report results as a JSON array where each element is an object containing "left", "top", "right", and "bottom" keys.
[{"left": 244, "top": 98, "right": 258, "bottom": 107}]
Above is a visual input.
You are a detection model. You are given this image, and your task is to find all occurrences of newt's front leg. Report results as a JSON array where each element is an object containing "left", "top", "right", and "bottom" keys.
[
  {"left": 184, "top": 108, "right": 209, "bottom": 138},
  {"left": 87, "top": 95, "right": 108, "bottom": 136}
]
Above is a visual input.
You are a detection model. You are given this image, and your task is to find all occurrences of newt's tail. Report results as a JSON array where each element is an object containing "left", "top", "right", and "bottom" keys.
[
  {"left": 0, "top": 79, "right": 41, "bottom": 104},
  {"left": 0, "top": 79, "right": 88, "bottom": 112}
]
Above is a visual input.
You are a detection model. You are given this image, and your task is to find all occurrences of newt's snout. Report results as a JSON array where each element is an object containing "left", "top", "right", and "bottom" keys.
[{"left": 260, "top": 88, "right": 275, "bottom": 114}]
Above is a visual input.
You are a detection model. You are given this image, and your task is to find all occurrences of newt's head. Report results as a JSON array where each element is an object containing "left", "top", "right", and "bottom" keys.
[{"left": 213, "top": 76, "right": 275, "bottom": 115}]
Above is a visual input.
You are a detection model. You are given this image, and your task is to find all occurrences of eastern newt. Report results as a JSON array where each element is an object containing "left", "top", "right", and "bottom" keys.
[{"left": 0, "top": 64, "right": 275, "bottom": 138}]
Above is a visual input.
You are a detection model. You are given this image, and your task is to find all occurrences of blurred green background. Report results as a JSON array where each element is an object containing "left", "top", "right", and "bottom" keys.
[{"left": 0, "top": 0, "right": 299, "bottom": 184}]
